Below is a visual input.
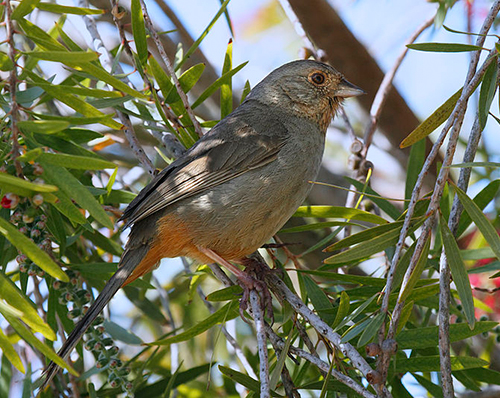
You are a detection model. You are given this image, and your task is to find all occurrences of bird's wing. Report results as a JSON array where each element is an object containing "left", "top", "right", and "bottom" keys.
[{"left": 122, "top": 123, "right": 287, "bottom": 226}]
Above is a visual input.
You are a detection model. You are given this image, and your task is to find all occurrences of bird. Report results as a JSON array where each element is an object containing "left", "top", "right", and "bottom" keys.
[{"left": 40, "top": 59, "right": 364, "bottom": 390}]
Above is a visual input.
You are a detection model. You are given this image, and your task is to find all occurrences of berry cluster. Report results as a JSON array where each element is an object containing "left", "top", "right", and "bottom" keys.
[{"left": 54, "top": 271, "right": 132, "bottom": 394}]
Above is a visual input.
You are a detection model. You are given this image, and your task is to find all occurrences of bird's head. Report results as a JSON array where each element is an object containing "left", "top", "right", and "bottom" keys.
[{"left": 247, "top": 60, "right": 364, "bottom": 132}]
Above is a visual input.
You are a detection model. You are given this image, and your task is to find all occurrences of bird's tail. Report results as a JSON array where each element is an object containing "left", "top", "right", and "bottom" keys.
[{"left": 39, "top": 246, "right": 148, "bottom": 392}]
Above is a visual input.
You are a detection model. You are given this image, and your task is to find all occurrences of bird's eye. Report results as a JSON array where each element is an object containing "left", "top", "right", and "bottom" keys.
[{"left": 309, "top": 72, "right": 326, "bottom": 85}]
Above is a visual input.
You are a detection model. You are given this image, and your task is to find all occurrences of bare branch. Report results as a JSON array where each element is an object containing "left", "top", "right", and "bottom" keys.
[
  {"left": 250, "top": 290, "right": 270, "bottom": 398},
  {"left": 76, "top": 0, "right": 156, "bottom": 175},
  {"left": 139, "top": 0, "right": 204, "bottom": 138},
  {"left": 5, "top": 0, "right": 23, "bottom": 177},
  {"left": 378, "top": 0, "right": 500, "bottom": 381}
]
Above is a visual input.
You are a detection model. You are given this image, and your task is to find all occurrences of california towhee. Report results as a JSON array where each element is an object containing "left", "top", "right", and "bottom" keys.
[{"left": 41, "top": 59, "right": 363, "bottom": 388}]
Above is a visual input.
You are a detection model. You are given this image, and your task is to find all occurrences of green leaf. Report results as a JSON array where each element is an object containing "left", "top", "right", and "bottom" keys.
[
  {"left": 40, "top": 162, "right": 113, "bottom": 229},
  {"left": 131, "top": 0, "right": 148, "bottom": 65},
  {"left": 135, "top": 364, "right": 210, "bottom": 397},
  {"left": 345, "top": 177, "right": 401, "bottom": 220},
  {"left": 396, "top": 300, "right": 414, "bottom": 334},
  {"left": 299, "top": 270, "right": 386, "bottom": 287},
  {"left": 325, "top": 220, "right": 408, "bottom": 252},
  {"left": 280, "top": 221, "right": 361, "bottom": 234},
  {"left": 0, "top": 272, "right": 56, "bottom": 340},
  {"left": 478, "top": 60, "right": 498, "bottom": 130},
  {"left": 0, "top": 329, "right": 24, "bottom": 373},
  {"left": 398, "top": 238, "right": 430, "bottom": 303},
  {"left": 26, "top": 71, "right": 122, "bottom": 130},
  {"left": 37, "top": 2, "right": 104, "bottom": 15},
  {"left": 1, "top": 312, "right": 77, "bottom": 376},
  {"left": 452, "top": 182, "right": 500, "bottom": 261},
  {"left": 0, "top": 218, "right": 68, "bottom": 281},
  {"left": 37, "top": 153, "right": 115, "bottom": 170},
  {"left": 17, "top": 120, "right": 69, "bottom": 134},
  {"left": 397, "top": 321, "right": 497, "bottom": 349},
  {"left": 303, "top": 275, "right": 334, "bottom": 324},
  {"left": 51, "top": 191, "right": 88, "bottom": 225},
  {"left": 205, "top": 285, "right": 243, "bottom": 301},
  {"left": 0, "top": 52, "right": 14, "bottom": 71},
  {"left": 440, "top": 213, "right": 475, "bottom": 328},
  {"left": 0, "top": 173, "right": 58, "bottom": 196},
  {"left": 407, "top": 42, "right": 486, "bottom": 52},
  {"left": 395, "top": 356, "right": 488, "bottom": 373},
  {"left": 333, "top": 294, "right": 377, "bottom": 333},
  {"left": 462, "top": 367, "right": 500, "bottom": 385},
  {"left": 175, "top": 0, "right": 231, "bottom": 71},
  {"left": 82, "top": 230, "right": 122, "bottom": 256},
  {"left": 151, "top": 300, "right": 239, "bottom": 345},
  {"left": 332, "top": 291, "right": 350, "bottom": 329},
  {"left": 11, "top": 0, "right": 41, "bottom": 20},
  {"left": 168, "top": 64, "right": 206, "bottom": 104},
  {"left": 218, "top": 365, "right": 284, "bottom": 397},
  {"left": 191, "top": 62, "right": 248, "bottom": 109},
  {"left": 323, "top": 218, "right": 425, "bottom": 265},
  {"left": 23, "top": 50, "right": 98, "bottom": 63},
  {"left": 357, "top": 313, "right": 385, "bottom": 347},
  {"left": 293, "top": 205, "right": 387, "bottom": 225},
  {"left": 341, "top": 317, "right": 371, "bottom": 343},
  {"left": 456, "top": 180, "right": 500, "bottom": 237},
  {"left": 103, "top": 320, "right": 143, "bottom": 345},
  {"left": 412, "top": 374, "right": 443, "bottom": 398},
  {"left": 220, "top": 39, "right": 233, "bottom": 118},
  {"left": 400, "top": 88, "right": 462, "bottom": 148},
  {"left": 17, "top": 18, "right": 67, "bottom": 51}
]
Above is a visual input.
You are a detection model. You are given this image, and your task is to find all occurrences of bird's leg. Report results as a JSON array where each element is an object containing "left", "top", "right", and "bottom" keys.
[
  {"left": 196, "top": 247, "right": 273, "bottom": 321},
  {"left": 236, "top": 256, "right": 274, "bottom": 321}
]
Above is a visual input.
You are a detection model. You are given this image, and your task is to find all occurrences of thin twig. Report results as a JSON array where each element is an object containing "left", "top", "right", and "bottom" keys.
[
  {"left": 139, "top": 0, "right": 204, "bottom": 138},
  {"left": 437, "top": 51, "right": 500, "bottom": 398},
  {"left": 265, "top": 324, "right": 377, "bottom": 398},
  {"left": 378, "top": 0, "right": 500, "bottom": 381},
  {"left": 76, "top": 0, "right": 155, "bottom": 175},
  {"left": 250, "top": 290, "right": 270, "bottom": 398},
  {"left": 265, "top": 331, "right": 299, "bottom": 398},
  {"left": 181, "top": 259, "right": 258, "bottom": 379},
  {"left": 5, "top": 0, "right": 23, "bottom": 177},
  {"left": 264, "top": 271, "right": 390, "bottom": 397},
  {"left": 109, "top": 0, "right": 186, "bottom": 158}
]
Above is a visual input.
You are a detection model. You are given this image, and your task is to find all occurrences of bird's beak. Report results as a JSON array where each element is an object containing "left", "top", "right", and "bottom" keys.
[{"left": 334, "top": 78, "right": 365, "bottom": 98}]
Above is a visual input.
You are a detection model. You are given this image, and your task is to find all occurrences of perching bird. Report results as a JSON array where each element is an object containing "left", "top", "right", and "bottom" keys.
[{"left": 41, "top": 59, "right": 363, "bottom": 389}]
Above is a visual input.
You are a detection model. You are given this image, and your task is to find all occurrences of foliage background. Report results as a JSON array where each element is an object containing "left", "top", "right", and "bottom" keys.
[{"left": 1, "top": 0, "right": 500, "bottom": 397}]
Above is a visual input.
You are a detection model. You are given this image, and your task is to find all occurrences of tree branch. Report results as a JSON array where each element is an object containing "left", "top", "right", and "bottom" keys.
[{"left": 139, "top": 0, "right": 204, "bottom": 138}]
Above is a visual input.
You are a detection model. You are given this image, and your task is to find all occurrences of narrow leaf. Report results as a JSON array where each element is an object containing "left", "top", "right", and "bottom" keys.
[
  {"left": 453, "top": 182, "right": 500, "bottom": 260},
  {"left": 0, "top": 218, "right": 68, "bottom": 281},
  {"left": 23, "top": 50, "right": 98, "bottom": 63},
  {"left": 397, "top": 321, "right": 496, "bottom": 349},
  {"left": 36, "top": 3, "right": 104, "bottom": 14},
  {"left": 0, "top": 329, "right": 25, "bottom": 373},
  {"left": 395, "top": 356, "right": 487, "bottom": 373},
  {"left": 440, "top": 213, "right": 475, "bottom": 328},
  {"left": 478, "top": 60, "right": 498, "bottom": 130},
  {"left": 131, "top": 0, "right": 148, "bottom": 65},
  {"left": 294, "top": 205, "right": 387, "bottom": 225},
  {"left": 38, "top": 153, "right": 115, "bottom": 170},
  {"left": 2, "top": 313, "right": 77, "bottom": 375},
  {"left": 407, "top": 42, "right": 485, "bottom": 52},
  {"left": 400, "top": 88, "right": 462, "bottom": 148},
  {"left": 357, "top": 313, "right": 385, "bottom": 347},
  {"left": 151, "top": 300, "right": 239, "bottom": 345},
  {"left": 40, "top": 162, "right": 113, "bottom": 229},
  {"left": 11, "top": 0, "right": 41, "bottom": 20},
  {"left": 0, "top": 272, "right": 56, "bottom": 340},
  {"left": 220, "top": 39, "right": 233, "bottom": 118}
]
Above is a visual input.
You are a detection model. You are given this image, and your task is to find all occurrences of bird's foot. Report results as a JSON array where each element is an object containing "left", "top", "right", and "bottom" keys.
[{"left": 237, "top": 256, "right": 274, "bottom": 322}]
